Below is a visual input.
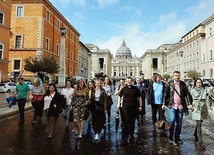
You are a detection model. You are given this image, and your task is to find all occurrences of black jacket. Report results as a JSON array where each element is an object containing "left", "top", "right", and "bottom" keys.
[
  {"left": 147, "top": 81, "right": 165, "bottom": 105},
  {"left": 43, "top": 93, "right": 65, "bottom": 118},
  {"left": 163, "top": 80, "right": 192, "bottom": 115}
]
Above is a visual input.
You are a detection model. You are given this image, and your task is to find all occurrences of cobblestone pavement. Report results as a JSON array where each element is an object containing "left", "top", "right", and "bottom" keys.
[{"left": 0, "top": 93, "right": 213, "bottom": 155}]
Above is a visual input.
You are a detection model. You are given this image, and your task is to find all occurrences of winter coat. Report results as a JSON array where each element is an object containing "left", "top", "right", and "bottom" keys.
[
  {"left": 163, "top": 80, "right": 193, "bottom": 115},
  {"left": 191, "top": 87, "right": 208, "bottom": 120}
]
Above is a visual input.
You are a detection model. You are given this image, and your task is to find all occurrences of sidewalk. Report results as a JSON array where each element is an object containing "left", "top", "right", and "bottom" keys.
[{"left": 0, "top": 101, "right": 33, "bottom": 119}]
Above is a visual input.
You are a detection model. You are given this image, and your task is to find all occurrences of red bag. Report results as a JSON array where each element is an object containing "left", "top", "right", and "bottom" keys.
[{"left": 32, "top": 95, "right": 43, "bottom": 103}]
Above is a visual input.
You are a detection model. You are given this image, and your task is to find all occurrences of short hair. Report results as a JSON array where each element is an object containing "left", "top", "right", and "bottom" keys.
[
  {"left": 173, "top": 71, "right": 180, "bottom": 74},
  {"left": 18, "top": 77, "right": 24, "bottom": 81},
  {"left": 126, "top": 77, "right": 132, "bottom": 80}
]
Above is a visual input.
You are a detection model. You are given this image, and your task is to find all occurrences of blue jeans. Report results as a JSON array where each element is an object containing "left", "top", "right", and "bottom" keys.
[{"left": 168, "top": 108, "right": 184, "bottom": 139}]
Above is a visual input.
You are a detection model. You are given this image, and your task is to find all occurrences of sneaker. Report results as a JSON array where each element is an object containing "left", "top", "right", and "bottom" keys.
[
  {"left": 31, "top": 120, "right": 36, "bottom": 124},
  {"left": 94, "top": 133, "right": 99, "bottom": 141},
  {"left": 175, "top": 138, "right": 183, "bottom": 144},
  {"left": 168, "top": 138, "right": 177, "bottom": 146}
]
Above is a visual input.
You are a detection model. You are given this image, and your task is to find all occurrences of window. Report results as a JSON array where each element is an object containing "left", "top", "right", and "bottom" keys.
[
  {"left": 15, "top": 35, "right": 22, "bottom": 48},
  {"left": 46, "top": 11, "right": 50, "bottom": 21},
  {"left": 45, "top": 38, "right": 49, "bottom": 50},
  {"left": 13, "top": 59, "right": 21, "bottom": 70},
  {"left": 210, "top": 27, "right": 212, "bottom": 36},
  {"left": 57, "top": 20, "right": 60, "bottom": 29},
  {"left": 99, "top": 58, "right": 104, "bottom": 69},
  {"left": 0, "top": 42, "right": 4, "bottom": 59},
  {"left": 210, "top": 69, "right": 213, "bottom": 78},
  {"left": 56, "top": 44, "right": 59, "bottom": 54},
  {"left": 17, "top": 6, "right": 23, "bottom": 17},
  {"left": 70, "top": 52, "right": 73, "bottom": 60},
  {"left": 0, "top": 11, "right": 4, "bottom": 24},
  {"left": 152, "top": 58, "right": 158, "bottom": 69},
  {"left": 203, "top": 54, "right": 205, "bottom": 62},
  {"left": 210, "top": 50, "right": 213, "bottom": 60}
]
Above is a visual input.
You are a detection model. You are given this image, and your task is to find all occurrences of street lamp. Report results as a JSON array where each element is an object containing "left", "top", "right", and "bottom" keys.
[
  {"left": 58, "top": 27, "right": 66, "bottom": 85},
  {"left": 60, "top": 27, "right": 66, "bottom": 37}
]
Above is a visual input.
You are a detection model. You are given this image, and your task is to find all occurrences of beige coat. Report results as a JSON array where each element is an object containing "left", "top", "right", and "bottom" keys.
[{"left": 191, "top": 88, "right": 208, "bottom": 120}]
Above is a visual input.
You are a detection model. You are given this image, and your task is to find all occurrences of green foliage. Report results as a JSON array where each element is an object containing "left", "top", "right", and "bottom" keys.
[
  {"left": 187, "top": 69, "right": 201, "bottom": 79},
  {"left": 24, "top": 56, "right": 60, "bottom": 73},
  {"left": 162, "top": 74, "right": 171, "bottom": 80}
]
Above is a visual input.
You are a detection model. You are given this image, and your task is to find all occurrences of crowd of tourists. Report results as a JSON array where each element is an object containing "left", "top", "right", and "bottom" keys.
[{"left": 12, "top": 71, "right": 214, "bottom": 150}]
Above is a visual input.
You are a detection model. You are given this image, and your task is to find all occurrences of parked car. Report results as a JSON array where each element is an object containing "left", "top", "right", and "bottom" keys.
[
  {"left": 0, "top": 83, "right": 16, "bottom": 93},
  {"left": 24, "top": 81, "right": 34, "bottom": 90}
]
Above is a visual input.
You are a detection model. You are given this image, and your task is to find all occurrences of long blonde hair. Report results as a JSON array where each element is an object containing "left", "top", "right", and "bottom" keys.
[{"left": 74, "top": 79, "right": 87, "bottom": 97}]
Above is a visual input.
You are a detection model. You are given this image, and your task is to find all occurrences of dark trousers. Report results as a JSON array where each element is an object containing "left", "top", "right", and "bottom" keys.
[
  {"left": 151, "top": 104, "right": 165, "bottom": 124},
  {"left": 92, "top": 111, "right": 105, "bottom": 134},
  {"left": 122, "top": 104, "right": 136, "bottom": 139},
  {"left": 32, "top": 101, "right": 43, "bottom": 120},
  {"left": 17, "top": 98, "right": 26, "bottom": 120},
  {"left": 107, "top": 104, "right": 111, "bottom": 120},
  {"left": 194, "top": 120, "right": 203, "bottom": 142}
]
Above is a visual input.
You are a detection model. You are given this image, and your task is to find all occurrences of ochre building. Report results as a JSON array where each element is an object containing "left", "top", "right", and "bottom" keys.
[
  {"left": 9, "top": 0, "right": 80, "bottom": 81},
  {"left": 0, "top": 0, "right": 12, "bottom": 82}
]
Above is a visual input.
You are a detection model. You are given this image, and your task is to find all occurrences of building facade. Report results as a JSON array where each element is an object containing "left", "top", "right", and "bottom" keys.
[
  {"left": 9, "top": 0, "right": 80, "bottom": 82},
  {"left": 111, "top": 40, "right": 142, "bottom": 79},
  {"left": 78, "top": 41, "right": 92, "bottom": 80},
  {"left": 85, "top": 44, "right": 112, "bottom": 79},
  {"left": 201, "top": 14, "right": 214, "bottom": 79},
  {"left": 141, "top": 44, "right": 178, "bottom": 79},
  {"left": 0, "top": 0, "right": 12, "bottom": 82},
  {"left": 166, "top": 24, "right": 205, "bottom": 79}
]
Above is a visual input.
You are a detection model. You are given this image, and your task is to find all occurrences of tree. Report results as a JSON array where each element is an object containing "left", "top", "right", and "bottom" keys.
[
  {"left": 187, "top": 69, "right": 201, "bottom": 79},
  {"left": 162, "top": 74, "right": 171, "bottom": 81},
  {"left": 24, "top": 56, "right": 60, "bottom": 74}
]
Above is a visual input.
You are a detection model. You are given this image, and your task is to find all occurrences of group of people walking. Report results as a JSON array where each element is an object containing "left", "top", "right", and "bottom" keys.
[{"left": 12, "top": 71, "right": 212, "bottom": 150}]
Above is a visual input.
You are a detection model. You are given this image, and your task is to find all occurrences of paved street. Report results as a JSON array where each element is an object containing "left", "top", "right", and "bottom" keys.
[{"left": 0, "top": 93, "right": 214, "bottom": 155}]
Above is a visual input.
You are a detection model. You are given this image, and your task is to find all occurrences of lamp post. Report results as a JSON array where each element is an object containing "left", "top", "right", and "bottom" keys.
[{"left": 58, "top": 27, "right": 66, "bottom": 85}]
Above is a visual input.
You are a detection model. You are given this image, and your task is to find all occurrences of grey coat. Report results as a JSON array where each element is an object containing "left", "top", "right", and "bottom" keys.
[{"left": 191, "top": 88, "right": 208, "bottom": 120}]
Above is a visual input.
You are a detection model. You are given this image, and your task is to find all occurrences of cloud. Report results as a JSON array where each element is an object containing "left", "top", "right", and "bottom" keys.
[
  {"left": 96, "top": 0, "right": 119, "bottom": 8},
  {"left": 96, "top": 15, "right": 186, "bottom": 58},
  {"left": 96, "top": 0, "right": 214, "bottom": 57}
]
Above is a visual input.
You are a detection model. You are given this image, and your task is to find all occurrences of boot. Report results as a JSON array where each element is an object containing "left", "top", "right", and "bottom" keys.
[{"left": 197, "top": 142, "right": 205, "bottom": 150}]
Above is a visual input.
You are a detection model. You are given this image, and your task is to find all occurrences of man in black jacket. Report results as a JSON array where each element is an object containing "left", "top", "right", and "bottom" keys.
[{"left": 162, "top": 71, "right": 192, "bottom": 145}]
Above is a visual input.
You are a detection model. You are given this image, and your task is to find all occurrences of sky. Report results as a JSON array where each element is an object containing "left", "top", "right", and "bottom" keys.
[{"left": 49, "top": 0, "right": 214, "bottom": 57}]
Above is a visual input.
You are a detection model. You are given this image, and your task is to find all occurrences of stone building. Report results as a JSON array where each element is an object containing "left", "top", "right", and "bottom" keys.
[
  {"left": 78, "top": 41, "right": 92, "bottom": 80},
  {"left": 141, "top": 44, "right": 179, "bottom": 79},
  {"left": 0, "top": 0, "right": 12, "bottom": 82},
  {"left": 201, "top": 14, "right": 214, "bottom": 79},
  {"left": 166, "top": 23, "right": 206, "bottom": 79},
  {"left": 85, "top": 44, "right": 112, "bottom": 79},
  {"left": 9, "top": 0, "right": 80, "bottom": 82},
  {"left": 111, "top": 40, "right": 142, "bottom": 79}
]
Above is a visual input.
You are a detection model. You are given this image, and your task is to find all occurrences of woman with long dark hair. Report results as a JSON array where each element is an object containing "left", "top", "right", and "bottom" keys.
[
  {"left": 189, "top": 78, "right": 208, "bottom": 150},
  {"left": 42, "top": 83, "right": 65, "bottom": 139},
  {"left": 90, "top": 80, "right": 107, "bottom": 141}
]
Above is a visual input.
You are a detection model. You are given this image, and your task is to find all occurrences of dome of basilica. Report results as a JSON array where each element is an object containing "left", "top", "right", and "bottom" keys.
[{"left": 115, "top": 40, "right": 132, "bottom": 59}]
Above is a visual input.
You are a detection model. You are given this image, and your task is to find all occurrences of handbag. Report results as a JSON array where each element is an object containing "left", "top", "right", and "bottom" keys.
[
  {"left": 69, "top": 109, "right": 74, "bottom": 122},
  {"left": 154, "top": 120, "right": 171, "bottom": 131},
  {"left": 32, "top": 95, "right": 43, "bottom": 103}
]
